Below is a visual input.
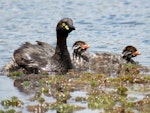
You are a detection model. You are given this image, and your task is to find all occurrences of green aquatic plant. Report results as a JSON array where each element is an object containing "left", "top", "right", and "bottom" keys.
[
  {"left": 90, "top": 80, "right": 99, "bottom": 87},
  {"left": 8, "top": 71, "right": 23, "bottom": 78},
  {"left": 27, "top": 103, "right": 49, "bottom": 113},
  {"left": 27, "top": 101, "right": 85, "bottom": 113},
  {"left": 118, "top": 63, "right": 147, "bottom": 76},
  {"left": 88, "top": 91, "right": 115, "bottom": 109},
  {"left": 126, "top": 101, "right": 135, "bottom": 108},
  {"left": 75, "top": 96, "right": 87, "bottom": 102},
  {"left": 23, "top": 80, "right": 30, "bottom": 86},
  {"left": 1, "top": 96, "right": 24, "bottom": 108},
  {"left": 3, "top": 60, "right": 150, "bottom": 113},
  {"left": 117, "top": 85, "right": 128, "bottom": 96},
  {"left": 120, "top": 75, "right": 134, "bottom": 83},
  {"left": 133, "top": 95, "right": 150, "bottom": 113},
  {"left": 54, "top": 91, "right": 71, "bottom": 103},
  {"left": 56, "top": 103, "right": 85, "bottom": 113},
  {"left": 0, "top": 109, "right": 16, "bottom": 113},
  {"left": 144, "top": 75, "right": 150, "bottom": 81},
  {"left": 38, "top": 97, "right": 45, "bottom": 104},
  {"left": 40, "top": 70, "right": 49, "bottom": 75},
  {"left": 40, "top": 87, "right": 49, "bottom": 94}
]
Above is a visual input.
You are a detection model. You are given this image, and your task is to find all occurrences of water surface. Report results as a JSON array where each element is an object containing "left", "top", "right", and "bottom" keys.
[{"left": 0, "top": 0, "right": 150, "bottom": 112}]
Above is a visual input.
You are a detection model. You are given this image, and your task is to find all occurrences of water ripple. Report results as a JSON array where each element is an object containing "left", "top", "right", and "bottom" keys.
[{"left": 0, "top": 0, "right": 150, "bottom": 68}]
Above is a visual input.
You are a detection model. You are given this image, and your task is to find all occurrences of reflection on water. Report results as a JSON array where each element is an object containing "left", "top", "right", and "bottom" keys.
[
  {"left": 0, "top": 0, "right": 150, "bottom": 112},
  {"left": 0, "top": 76, "right": 27, "bottom": 111}
]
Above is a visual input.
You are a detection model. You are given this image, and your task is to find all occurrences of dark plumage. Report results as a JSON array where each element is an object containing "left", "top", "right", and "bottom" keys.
[
  {"left": 72, "top": 42, "right": 140, "bottom": 64},
  {"left": 72, "top": 41, "right": 90, "bottom": 62},
  {"left": 122, "top": 46, "right": 141, "bottom": 64},
  {"left": 11, "top": 18, "right": 75, "bottom": 74},
  {"left": 72, "top": 41, "right": 141, "bottom": 74},
  {"left": 72, "top": 41, "right": 90, "bottom": 70}
]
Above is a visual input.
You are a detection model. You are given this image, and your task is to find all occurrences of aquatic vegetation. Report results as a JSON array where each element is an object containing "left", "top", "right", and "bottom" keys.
[
  {"left": 90, "top": 80, "right": 99, "bottom": 87},
  {"left": 7, "top": 71, "right": 23, "bottom": 78},
  {"left": 2, "top": 62, "right": 150, "bottom": 113},
  {"left": 55, "top": 103, "right": 85, "bottom": 113},
  {"left": 117, "top": 85, "right": 128, "bottom": 96},
  {"left": 88, "top": 91, "right": 116, "bottom": 109},
  {"left": 27, "top": 101, "right": 85, "bottom": 113},
  {"left": 144, "top": 75, "right": 150, "bottom": 81},
  {"left": 117, "top": 63, "right": 149, "bottom": 76},
  {"left": 40, "top": 87, "right": 49, "bottom": 94},
  {"left": 27, "top": 103, "right": 49, "bottom": 113},
  {"left": 75, "top": 96, "right": 87, "bottom": 102},
  {"left": 29, "top": 92, "right": 42, "bottom": 102},
  {"left": 133, "top": 95, "right": 150, "bottom": 113},
  {"left": 0, "top": 109, "right": 17, "bottom": 113},
  {"left": 23, "top": 80, "right": 30, "bottom": 86},
  {"left": 54, "top": 91, "right": 71, "bottom": 103},
  {"left": 1, "top": 96, "right": 24, "bottom": 109}
]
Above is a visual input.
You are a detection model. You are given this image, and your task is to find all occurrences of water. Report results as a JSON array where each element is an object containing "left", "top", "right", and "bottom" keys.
[
  {"left": 0, "top": 0, "right": 150, "bottom": 68},
  {"left": 0, "top": 0, "right": 150, "bottom": 112}
]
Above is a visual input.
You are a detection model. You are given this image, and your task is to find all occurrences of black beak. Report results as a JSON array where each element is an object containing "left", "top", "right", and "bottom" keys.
[{"left": 69, "top": 25, "right": 75, "bottom": 30}]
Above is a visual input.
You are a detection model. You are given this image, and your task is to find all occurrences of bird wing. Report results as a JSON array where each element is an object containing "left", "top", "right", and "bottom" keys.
[{"left": 14, "top": 41, "right": 55, "bottom": 68}]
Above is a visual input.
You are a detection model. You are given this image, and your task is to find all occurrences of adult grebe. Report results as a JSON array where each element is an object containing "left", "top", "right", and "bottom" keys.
[{"left": 12, "top": 18, "right": 75, "bottom": 74}]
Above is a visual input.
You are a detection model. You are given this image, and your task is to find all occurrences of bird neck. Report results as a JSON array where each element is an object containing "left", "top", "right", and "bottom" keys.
[
  {"left": 122, "top": 55, "right": 136, "bottom": 64},
  {"left": 56, "top": 33, "right": 68, "bottom": 52},
  {"left": 52, "top": 32, "right": 73, "bottom": 71}
]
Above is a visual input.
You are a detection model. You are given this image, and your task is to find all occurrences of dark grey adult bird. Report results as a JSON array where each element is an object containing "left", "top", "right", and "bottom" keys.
[{"left": 9, "top": 18, "right": 75, "bottom": 74}]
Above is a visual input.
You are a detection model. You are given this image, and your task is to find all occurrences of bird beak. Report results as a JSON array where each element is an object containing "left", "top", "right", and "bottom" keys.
[
  {"left": 132, "top": 51, "right": 141, "bottom": 56},
  {"left": 69, "top": 25, "right": 75, "bottom": 30},
  {"left": 81, "top": 44, "right": 90, "bottom": 49}
]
